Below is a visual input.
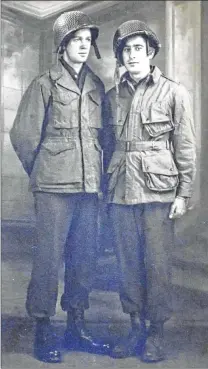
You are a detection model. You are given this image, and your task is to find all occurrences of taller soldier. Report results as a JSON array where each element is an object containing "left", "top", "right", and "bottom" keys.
[
  {"left": 104, "top": 20, "right": 196, "bottom": 362},
  {"left": 10, "top": 11, "right": 109, "bottom": 363}
]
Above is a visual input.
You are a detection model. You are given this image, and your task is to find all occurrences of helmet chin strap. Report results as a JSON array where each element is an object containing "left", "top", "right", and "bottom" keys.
[
  {"left": 56, "top": 40, "right": 100, "bottom": 63},
  {"left": 56, "top": 46, "right": 62, "bottom": 64},
  {"left": 92, "top": 40, "right": 101, "bottom": 59},
  {"left": 114, "top": 59, "right": 121, "bottom": 125}
]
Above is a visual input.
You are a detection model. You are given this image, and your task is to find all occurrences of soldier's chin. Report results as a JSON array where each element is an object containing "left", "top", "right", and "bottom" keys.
[
  {"left": 78, "top": 54, "right": 88, "bottom": 61},
  {"left": 127, "top": 66, "right": 141, "bottom": 74}
]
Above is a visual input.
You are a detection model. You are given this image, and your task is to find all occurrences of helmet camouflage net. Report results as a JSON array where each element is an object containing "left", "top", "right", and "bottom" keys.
[
  {"left": 53, "top": 10, "right": 99, "bottom": 52},
  {"left": 113, "top": 20, "right": 161, "bottom": 63}
]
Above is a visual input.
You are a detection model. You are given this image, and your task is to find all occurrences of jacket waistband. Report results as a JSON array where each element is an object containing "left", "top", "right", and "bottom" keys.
[{"left": 115, "top": 140, "right": 170, "bottom": 152}]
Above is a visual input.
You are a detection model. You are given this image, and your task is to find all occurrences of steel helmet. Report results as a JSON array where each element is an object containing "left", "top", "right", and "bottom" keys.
[
  {"left": 53, "top": 11, "right": 100, "bottom": 58},
  {"left": 113, "top": 20, "right": 161, "bottom": 63}
]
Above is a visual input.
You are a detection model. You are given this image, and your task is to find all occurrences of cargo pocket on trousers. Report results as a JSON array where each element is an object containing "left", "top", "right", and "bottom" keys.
[{"left": 141, "top": 152, "right": 179, "bottom": 192}]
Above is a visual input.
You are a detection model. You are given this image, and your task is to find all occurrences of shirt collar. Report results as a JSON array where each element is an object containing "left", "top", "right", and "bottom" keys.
[
  {"left": 60, "top": 57, "right": 87, "bottom": 92},
  {"left": 60, "top": 57, "right": 84, "bottom": 80},
  {"left": 120, "top": 65, "right": 162, "bottom": 86}
]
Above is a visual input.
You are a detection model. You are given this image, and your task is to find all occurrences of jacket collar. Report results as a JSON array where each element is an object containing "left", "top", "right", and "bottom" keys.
[
  {"left": 49, "top": 61, "right": 97, "bottom": 95},
  {"left": 120, "top": 65, "right": 162, "bottom": 86}
]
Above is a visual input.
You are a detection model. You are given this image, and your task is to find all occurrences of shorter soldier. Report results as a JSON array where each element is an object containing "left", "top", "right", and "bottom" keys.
[
  {"left": 10, "top": 11, "right": 110, "bottom": 363},
  {"left": 104, "top": 20, "right": 196, "bottom": 362}
]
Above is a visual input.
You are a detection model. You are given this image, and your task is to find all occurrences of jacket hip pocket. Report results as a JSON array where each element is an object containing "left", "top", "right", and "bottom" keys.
[
  {"left": 141, "top": 151, "right": 179, "bottom": 192},
  {"left": 32, "top": 138, "right": 81, "bottom": 185}
]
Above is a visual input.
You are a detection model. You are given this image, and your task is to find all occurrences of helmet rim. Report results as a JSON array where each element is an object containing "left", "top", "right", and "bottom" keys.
[{"left": 56, "top": 25, "right": 99, "bottom": 52}]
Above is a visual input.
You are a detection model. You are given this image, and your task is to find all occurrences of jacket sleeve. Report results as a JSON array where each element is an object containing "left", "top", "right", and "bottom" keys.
[
  {"left": 102, "top": 92, "right": 116, "bottom": 174},
  {"left": 98, "top": 91, "right": 116, "bottom": 197},
  {"left": 172, "top": 83, "right": 196, "bottom": 198},
  {"left": 10, "top": 78, "right": 49, "bottom": 176}
]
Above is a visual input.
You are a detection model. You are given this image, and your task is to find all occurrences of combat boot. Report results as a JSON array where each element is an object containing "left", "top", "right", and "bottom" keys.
[
  {"left": 65, "top": 307, "right": 111, "bottom": 354},
  {"left": 110, "top": 313, "right": 146, "bottom": 358},
  {"left": 34, "top": 318, "right": 62, "bottom": 363},
  {"left": 141, "top": 321, "right": 165, "bottom": 362}
]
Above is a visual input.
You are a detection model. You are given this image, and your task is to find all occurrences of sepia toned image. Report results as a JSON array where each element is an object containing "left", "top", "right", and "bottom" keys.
[{"left": 1, "top": 1, "right": 208, "bottom": 368}]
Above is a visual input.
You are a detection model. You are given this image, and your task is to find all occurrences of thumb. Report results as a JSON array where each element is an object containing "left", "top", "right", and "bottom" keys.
[{"left": 169, "top": 203, "right": 176, "bottom": 219}]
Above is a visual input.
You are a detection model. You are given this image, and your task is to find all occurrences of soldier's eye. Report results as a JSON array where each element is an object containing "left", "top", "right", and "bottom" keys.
[{"left": 135, "top": 46, "right": 143, "bottom": 51}]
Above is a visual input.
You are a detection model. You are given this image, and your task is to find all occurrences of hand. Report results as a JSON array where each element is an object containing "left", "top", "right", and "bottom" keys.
[{"left": 169, "top": 197, "right": 187, "bottom": 219}]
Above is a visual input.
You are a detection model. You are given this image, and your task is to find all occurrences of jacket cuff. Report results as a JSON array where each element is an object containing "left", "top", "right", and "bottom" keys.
[{"left": 176, "top": 182, "right": 193, "bottom": 198}]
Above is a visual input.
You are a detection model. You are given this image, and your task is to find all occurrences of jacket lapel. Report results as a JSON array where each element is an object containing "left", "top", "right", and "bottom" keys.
[
  {"left": 49, "top": 62, "right": 80, "bottom": 95},
  {"left": 82, "top": 66, "right": 98, "bottom": 96}
]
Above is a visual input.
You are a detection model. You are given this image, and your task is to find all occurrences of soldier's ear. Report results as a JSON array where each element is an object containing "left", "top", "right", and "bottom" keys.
[{"left": 148, "top": 47, "right": 155, "bottom": 60}]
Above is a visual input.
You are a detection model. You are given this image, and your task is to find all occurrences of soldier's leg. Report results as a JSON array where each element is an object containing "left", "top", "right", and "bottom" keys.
[
  {"left": 140, "top": 202, "right": 174, "bottom": 363},
  {"left": 61, "top": 193, "right": 99, "bottom": 311},
  {"left": 26, "top": 192, "right": 77, "bottom": 318},
  {"left": 26, "top": 192, "right": 75, "bottom": 318},
  {"left": 108, "top": 204, "right": 146, "bottom": 358},
  {"left": 61, "top": 193, "right": 110, "bottom": 354},
  {"left": 142, "top": 202, "right": 174, "bottom": 322},
  {"left": 26, "top": 192, "right": 77, "bottom": 362}
]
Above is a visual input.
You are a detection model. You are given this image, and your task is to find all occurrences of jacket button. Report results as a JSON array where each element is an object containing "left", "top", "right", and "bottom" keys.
[{"left": 170, "top": 168, "right": 173, "bottom": 171}]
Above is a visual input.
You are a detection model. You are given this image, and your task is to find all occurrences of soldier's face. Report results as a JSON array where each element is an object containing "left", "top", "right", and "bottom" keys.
[
  {"left": 122, "top": 35, "right": 153, "bottom": 75},
  {"left": 65, "top": 28, "right": 92, "bottom": 64}
]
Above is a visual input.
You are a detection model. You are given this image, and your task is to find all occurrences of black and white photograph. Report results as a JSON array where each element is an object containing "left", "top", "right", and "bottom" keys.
[{"left": 1, "top": 1, "right": 208, "bottom": 368}]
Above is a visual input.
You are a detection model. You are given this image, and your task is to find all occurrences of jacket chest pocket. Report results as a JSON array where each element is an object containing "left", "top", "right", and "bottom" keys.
[
  {"left": 52, "top": 90, "right": 79, "bottom": 129},
  {"left": 141, "top": 102, "right": 173, "bottom": 138},
  {"left": 142, "top": 151, "right": 179, "bottom": 192},
  {"left": 87, "top": 91, "right": 102, "bottom": 129}
]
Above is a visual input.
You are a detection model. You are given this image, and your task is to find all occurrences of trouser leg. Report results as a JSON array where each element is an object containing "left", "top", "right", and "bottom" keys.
[
  {"left": 109, "top": 202, "right": 174, "bottom": 322},
  {"left": 61, "top": 194, "right": 99, "bottom": 311},
  {"left": 26, "top": 192, "right": 75, "bottom": 318},
  {"left": 141, "top": 202, "right": 174, "bottom": 322},
  {"left": 108, "top": 204, "right": 145, "bottom": 316}
]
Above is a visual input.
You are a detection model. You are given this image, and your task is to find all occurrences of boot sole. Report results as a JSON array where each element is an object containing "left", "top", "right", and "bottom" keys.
[
  {"left": 110, "top": 340, "right": 146, "bottom": 359},
  {"left": 34, "top": 348, "right": 62, "bottom": 363},
  {"left": 141, "top": 356, "right": 165, "bottom": 363}
]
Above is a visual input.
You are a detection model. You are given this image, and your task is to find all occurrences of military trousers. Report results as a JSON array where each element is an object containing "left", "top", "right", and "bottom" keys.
[
  {"left": 26, "top": 192, "right": 98, "bottom": 318},
  {"left": 108, "top": 202, "right": 175, "bottom": 322}
]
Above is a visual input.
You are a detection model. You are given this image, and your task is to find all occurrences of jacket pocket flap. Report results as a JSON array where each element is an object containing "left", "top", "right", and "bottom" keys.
[
  {"left": 142, "top": 154, "right": 178, "bottom": 175},
  {"left": 141, "top": 111, "right": 170, "bottom": 124},
  {"left": 53, "top": 91, "right": 77, "bottom": 105},
  {"left": 54, "top": 119, "right": 79, "bottom": 129},
  {"left": 42, "top": 140, "right": 76, "bottom": 155}
]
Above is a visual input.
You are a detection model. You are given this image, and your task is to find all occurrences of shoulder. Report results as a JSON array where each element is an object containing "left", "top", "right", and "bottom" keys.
[
  {"left": 161, "top": 73, "right": 191, "bottom": 99},
  {"left": 161, "top": 73, "right": 181, "bottom": 86},
  {"left": 26, "top": 70, "right": 50, "bottom": 92},
  {"left": 35, "top": 69, "right": 52, "bottom": 88}
]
